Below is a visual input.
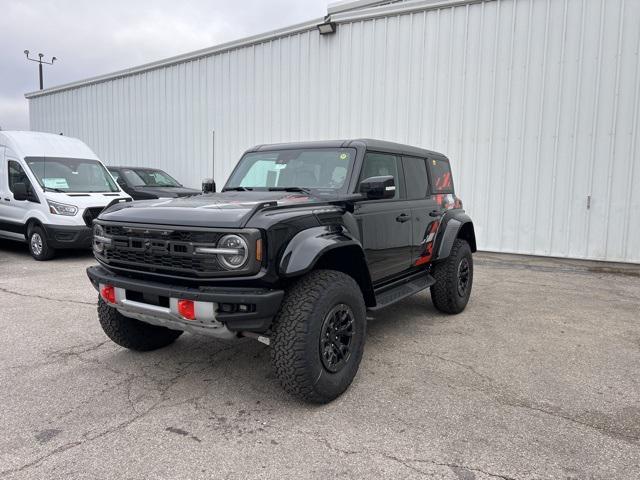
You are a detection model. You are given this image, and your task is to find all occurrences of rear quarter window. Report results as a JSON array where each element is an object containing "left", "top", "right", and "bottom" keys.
[
  {"left": 429, "top": 158, "right": 454, "bottom": 194},
  {"left": 402, "top": 157, "right": 428, "bottom": 199}
]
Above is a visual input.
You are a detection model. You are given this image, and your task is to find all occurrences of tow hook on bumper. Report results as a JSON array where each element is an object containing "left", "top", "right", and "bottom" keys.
[{"left": 240, "top": 331, "right": 271, "bottom": 346}]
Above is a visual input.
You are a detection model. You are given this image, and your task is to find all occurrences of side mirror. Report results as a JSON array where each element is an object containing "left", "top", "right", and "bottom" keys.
[
  {"left": 13, "top": 182, "right": 29, "bottom": 201},
  {"left": 359, "top": 175, "right": 396, "bottom": 200},
  {"left": 116, "top": 177, "right": 127, "bottom": 188},
  {"left": 202, "top": 178, "right": 216, "bottom": 194}
]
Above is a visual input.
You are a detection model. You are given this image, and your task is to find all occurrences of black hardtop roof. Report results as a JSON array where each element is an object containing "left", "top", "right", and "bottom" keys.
[{"left": 248, "top": 139, "right": 449, "bottom": 161}]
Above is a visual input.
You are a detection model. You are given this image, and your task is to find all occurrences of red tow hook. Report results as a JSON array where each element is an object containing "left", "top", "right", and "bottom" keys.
[
  {"left": 177, "top": 299, "right": 196, "bottom": 320},
  {"left": 100, "top": 285, "right": 116, "bottom": 304}
]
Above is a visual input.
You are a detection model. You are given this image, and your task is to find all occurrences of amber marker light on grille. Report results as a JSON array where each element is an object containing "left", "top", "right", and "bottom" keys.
[{"left": 255, "top": 239, "right": 263, "bottom": 262}]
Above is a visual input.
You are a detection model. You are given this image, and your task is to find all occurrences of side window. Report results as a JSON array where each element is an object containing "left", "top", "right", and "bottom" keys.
[
  {"left": 402, "top": 157, "right": 428, "bottom": 199},
  {"left": 359, "top": 153, "right": 401, "bottom": 199},
  {"left": 429, "top": 158, "right": 454, "bottom": 194},
  {"left": 8, "top": 161, "right": 30, "bottom": 193}
]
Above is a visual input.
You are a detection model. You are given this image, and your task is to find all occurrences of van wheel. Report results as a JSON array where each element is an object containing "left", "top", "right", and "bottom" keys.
[
  {"left": 28, "top": 226, "right": 55, "bottom": 261},
  {"left": 271, "top": 270, "right": 366, "bottom": 403}
]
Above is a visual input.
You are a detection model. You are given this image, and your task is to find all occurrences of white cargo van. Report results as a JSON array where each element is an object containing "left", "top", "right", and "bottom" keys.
[{"left": 0, "top": 131, "right": 131, "bottom": 260}]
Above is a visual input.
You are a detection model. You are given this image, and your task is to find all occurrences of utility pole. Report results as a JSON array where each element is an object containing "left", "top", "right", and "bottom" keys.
[{"left": 24, "top": 50, "right": 57, "bottom": 90}]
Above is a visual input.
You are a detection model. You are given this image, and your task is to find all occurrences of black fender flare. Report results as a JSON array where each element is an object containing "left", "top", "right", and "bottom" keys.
[
  {"left": 279, "top": 226, "right": 364, "bottom": 277},
  {"left": 435, "top": 212, "right": 477, "bottom": 261}
]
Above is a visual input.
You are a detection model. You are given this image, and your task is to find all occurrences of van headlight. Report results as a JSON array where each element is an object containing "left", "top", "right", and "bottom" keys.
[
  {"left": 47, "top": 200, "right": 78, "bottom": 216},
  {"left": 216, "top": 234, "right": 248, "bottom": 269}
]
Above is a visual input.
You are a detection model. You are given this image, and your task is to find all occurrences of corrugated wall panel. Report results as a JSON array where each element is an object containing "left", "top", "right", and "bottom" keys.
[{"left": 28, "top": 0, "right": 640, "bottom": 263}]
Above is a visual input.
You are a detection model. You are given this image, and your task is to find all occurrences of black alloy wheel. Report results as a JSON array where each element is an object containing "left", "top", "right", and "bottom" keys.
[
  {"left": 457, "top": 257, "right": 470, "bottom": 297},
  {"left": 319, "top": 304, "right": 355, "bottom": 373}
]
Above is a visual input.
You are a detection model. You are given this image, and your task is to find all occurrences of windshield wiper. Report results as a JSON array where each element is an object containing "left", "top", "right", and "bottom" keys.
[
  {"left": 268, "top": 187, "right": 314, "bottom": 195},
  {"left": 223, "top": 186, "right": 253, "bottom": 192},
  {"left": 43, "top": 187, "right": 67, "bottom": 193}
]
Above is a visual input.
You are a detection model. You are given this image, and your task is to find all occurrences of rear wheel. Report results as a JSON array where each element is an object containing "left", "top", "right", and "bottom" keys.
[
  {"left": 97, "top": 297, "right": 183, "bottom": 351},
  {"left": 271, "top": 270, "right": 366, "bottom": 403},
  {"left": 430, "top": 238, "right": 473, "bottom": 314},
  {"left": 28, "top": 226, "right": 55, "bottom": 261}
]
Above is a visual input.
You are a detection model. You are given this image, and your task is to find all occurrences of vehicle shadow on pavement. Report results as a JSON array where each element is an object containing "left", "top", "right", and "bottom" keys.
[
  {"left": 0, "top": 239, "right": 94, "bottom": 261},
  {"left": 366, "top": 291, "right": 449, "bottom": 337},
  {"left": 82, "top": 294, "right": 450, "bottom": 412}
]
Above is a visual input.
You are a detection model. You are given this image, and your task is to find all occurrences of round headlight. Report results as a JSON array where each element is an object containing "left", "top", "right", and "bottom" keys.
[
  {"left": 217, "top": 234, "right": 248, "bottom": 269},
  {"left": 93, "top": 224, "right": 105, "bottom": 253}
]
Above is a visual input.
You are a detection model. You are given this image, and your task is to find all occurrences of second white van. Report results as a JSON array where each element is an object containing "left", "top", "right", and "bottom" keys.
[{"left": 0, "top": 131, "right": 131, "bottom": 260}]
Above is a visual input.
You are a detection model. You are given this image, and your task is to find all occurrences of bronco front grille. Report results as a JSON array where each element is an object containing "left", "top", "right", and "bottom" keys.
[
  {"left": 95, "top": 222, "right": 260, "bottom": 279},
  {"left": 102, "top": 248, "right": 223, "bottom": 274}
]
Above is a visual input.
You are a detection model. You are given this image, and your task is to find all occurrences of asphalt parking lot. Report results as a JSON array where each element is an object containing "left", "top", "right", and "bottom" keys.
[{"left": 0, "top": 240, "right": 639, "bottom": 479}]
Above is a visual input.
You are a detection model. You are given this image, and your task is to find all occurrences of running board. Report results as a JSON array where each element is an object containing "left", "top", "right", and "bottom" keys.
[{"left": 369, "top": 271, "right": 435, "bottom": 311}]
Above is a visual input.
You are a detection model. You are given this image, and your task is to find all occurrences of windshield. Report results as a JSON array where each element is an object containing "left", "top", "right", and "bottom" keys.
[
  {"left": 120, "top": 168, "right": 182, "bottom": 187},
  {"left": 25, "top": 157, "right": 119, "bottom": 193},
  {"left": 225, "top": 148, "right": 356, "bottom": 192}
]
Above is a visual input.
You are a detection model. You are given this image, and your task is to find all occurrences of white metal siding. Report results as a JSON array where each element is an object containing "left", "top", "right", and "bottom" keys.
[{"left": 28, "top": 0, "right": 640, "bottom": 263}]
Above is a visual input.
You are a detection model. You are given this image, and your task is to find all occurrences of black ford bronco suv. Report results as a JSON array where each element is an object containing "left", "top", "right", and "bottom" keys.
[{"left": 87, "top": 139, "right": 476, "bottom": 403}]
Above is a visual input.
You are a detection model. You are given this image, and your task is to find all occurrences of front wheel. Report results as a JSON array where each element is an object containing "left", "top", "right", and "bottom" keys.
[
  {"left": 28, "top": 226, "right": 55, "bottom": 261},
  {"left": 270, "top": 270, "right": 367, "bottom": 403},
  {"left": 430, "top": 238, "right": 473, "bottom": 314},
  {"left": 97, "top": 297, "right": 183, "bottom": 351}
]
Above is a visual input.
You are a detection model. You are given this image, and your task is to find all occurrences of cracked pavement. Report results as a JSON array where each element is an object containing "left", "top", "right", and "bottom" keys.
[{"left": 1, "top": 239, "right": 639, "bottom": 479}]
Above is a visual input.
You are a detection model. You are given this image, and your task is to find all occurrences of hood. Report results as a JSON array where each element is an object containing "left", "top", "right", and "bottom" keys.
[
  {"left": 132, "top": 186, "right": 201, "bottom": 198},
  {"left": 44, "top": 191, "right": 131, "bottom": 208},
  {"left": 98, "top": 191, "right": 326, "bottom": 228}
]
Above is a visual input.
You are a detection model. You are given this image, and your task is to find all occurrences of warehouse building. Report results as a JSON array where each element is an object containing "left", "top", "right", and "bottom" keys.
[{"left": 26, "top": 0, "right": 640, "bottom": 263}]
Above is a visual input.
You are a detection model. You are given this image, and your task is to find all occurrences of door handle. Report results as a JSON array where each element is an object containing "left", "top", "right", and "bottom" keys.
[
  {"left": 396, "top": 213, "right": 411, "bottom": 223},
  {"left": 429, "top": 209, "right": 443, "bottom": 217}
]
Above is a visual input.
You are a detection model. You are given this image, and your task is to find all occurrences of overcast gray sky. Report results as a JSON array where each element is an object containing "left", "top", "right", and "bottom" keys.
[{"left": 0, "top": 0, "right": 330, "bottom": 130}]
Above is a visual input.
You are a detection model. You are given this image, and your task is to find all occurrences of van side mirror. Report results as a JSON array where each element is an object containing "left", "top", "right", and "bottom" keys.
[
  {"left": 13, "top": 182, "right": 29, "bottom": 201},
  {"left": 116, "top": 177, "right": 127, "bottom": 188},
  {"left": 359, "top": 175, "right": 396, "bottom": 200},
  {"left": 202, "top": 178, "right": 216, "bottom": 194}
]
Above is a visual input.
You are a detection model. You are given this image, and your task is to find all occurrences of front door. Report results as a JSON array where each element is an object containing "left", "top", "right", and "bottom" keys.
[
  {"left": 353, "top": 152, "right": 412, "bottom": 283},
  {"left": 0, "top": 159, "right": 36, "bottom": 239}
]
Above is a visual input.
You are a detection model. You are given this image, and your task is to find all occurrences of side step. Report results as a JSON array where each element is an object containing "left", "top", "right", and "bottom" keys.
[{"left": 369, "top": 271, "right": 435, "bottom": 311}]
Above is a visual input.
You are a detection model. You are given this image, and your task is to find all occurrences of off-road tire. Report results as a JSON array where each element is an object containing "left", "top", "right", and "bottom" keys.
[
  {"left": 271, "top": 269, "right": 366, "bottom": 403},
  {"left": 97, "top": 297, "right": 183, "bottom": 351},
  {"left": 28, "top": 225, "right": 55, "bottom": 261},
  {"left": 430, "top": 238, "right": 473, "bottom": 314}
]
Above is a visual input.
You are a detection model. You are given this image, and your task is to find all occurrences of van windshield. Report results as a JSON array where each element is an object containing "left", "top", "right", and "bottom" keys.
[{"left": 25, "top": 157, "right": 119, "bottom": 193}]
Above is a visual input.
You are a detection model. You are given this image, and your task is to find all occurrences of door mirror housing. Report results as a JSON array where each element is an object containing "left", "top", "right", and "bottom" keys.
[
  {"left": 202, "top": 178, "right": 216, "bottom": 194},
  {"left": 359, "top": 175, "right": 396, "bottom": 200},
  {"left": 116, "top": 177, "right": 127, "bottom": 189},
  {"left": 12, "top": 182, "right": 29, "bottom": 201}
]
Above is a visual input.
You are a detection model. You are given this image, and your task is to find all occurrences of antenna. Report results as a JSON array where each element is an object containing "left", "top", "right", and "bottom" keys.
[{"left": 24, "top": 50, "right": 57, "bottom": 90}]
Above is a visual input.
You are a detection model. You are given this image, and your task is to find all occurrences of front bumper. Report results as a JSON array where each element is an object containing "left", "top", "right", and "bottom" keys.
[
  {"left": 87, "top": 265, "right": 284, "bottom": 334},
  {"left": 43, "top": 224, "right": 93, "bottom": 249}
]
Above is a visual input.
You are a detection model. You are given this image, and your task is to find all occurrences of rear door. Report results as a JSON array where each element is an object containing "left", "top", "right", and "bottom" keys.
[
  {"left": 402, "top": 156, "right": 440, "bottom": 266},
  {"left": 353, "top": 152, "right": 413, "bottom": 282}
]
